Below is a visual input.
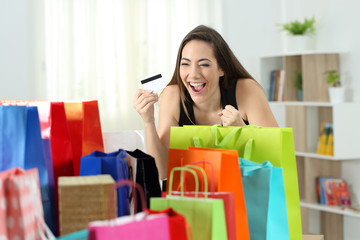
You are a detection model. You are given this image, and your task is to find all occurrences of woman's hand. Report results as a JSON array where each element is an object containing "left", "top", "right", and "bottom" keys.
[
  {"left": 133, "top": 89, "right": 159, "bottom": 124},
  {"left": 218, "top": 105, "right": 246, "bottom": 126}
]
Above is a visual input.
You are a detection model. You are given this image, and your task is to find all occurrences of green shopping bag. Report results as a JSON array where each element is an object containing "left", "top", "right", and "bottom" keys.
[
  {"left": 150, "top": 167, "right": 227, "bottom": 240},
  {"left": 170, "top": 125, "right": 302, "bottom": 240}
]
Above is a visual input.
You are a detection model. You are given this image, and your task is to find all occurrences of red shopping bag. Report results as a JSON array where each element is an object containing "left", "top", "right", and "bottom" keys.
[
  {"left": 0, "top": 168, "right": 44, "bottom": 239},
  {"left": 64, "top": 100, "right": 104, "bottom": 176},
  {"left": 166, "top": 147, "right": 249, "bottom": 240}
]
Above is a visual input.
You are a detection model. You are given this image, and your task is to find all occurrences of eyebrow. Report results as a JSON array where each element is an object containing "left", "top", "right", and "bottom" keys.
[{"left": 180, "top": 57, "right": 212, "bottom": 62}]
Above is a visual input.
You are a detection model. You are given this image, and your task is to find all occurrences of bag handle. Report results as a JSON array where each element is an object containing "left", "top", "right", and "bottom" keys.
[
  {"left": 109, "top": 179, "right": 147, "bottom": 219},
  {"left": 184, "top": 160, "right": 215, "bottom": 193},
  {"left": 243, "top": 138, "right": 254, "bottom": 160},
  {"left": 240, "top": 159, "right": 273, "bottom": 176},
  {"left": 182, "top": 165, "right": 209, "bottom": 199},
  {"left": 193, "top": 125, "right": 260, "bottom": 148},
  {"left": 168, "top": 167, "right": 199, "bottom": 198}
]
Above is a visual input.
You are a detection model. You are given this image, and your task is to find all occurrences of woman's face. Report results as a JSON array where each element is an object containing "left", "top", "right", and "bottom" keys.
[{"left": 180, "top": 40, "right": 224, "bottom": 105}]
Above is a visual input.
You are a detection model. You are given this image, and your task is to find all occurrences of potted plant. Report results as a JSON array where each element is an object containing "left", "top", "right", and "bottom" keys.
[
  {"left": 280, "top": 16, "right": 316, "bottom": 52},
  {"left": 294, "top": 70, "right": 303, "bottom": 101},
  {"left": 325, "top": 70, "right": 344, "bottom": 103}
]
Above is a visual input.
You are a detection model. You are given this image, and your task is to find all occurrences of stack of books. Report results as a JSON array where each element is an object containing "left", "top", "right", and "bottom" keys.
[
  {"left": 317, "top": 177, "right": 351, "bottom": 207},
  {"left": 316, "top": 122, "right": 334, "bottom": 156},
  {"left": 268, "top": 69, "right": 285, "bottom": 101}
]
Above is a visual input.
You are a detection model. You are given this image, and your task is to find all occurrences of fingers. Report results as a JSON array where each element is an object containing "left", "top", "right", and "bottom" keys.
[
  {"left": 133, "top": 89, "right": 158, "bottom": 110},
  {"left": 219, "top": 105, "right": 245, "bottom": 126}
]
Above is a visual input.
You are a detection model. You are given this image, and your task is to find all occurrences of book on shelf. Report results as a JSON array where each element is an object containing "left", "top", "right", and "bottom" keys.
[
  {"left": 268, "top": 69, "right": 285, "bottom": 101},
  {"left": 316, "top": 122, "right": 334, "bottom": 156},
  {"left": 316, "top": 176, "right": 351, "bottom": 207}
]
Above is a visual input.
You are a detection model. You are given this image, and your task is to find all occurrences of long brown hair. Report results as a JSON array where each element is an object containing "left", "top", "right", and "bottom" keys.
[{"left": 168, "top": 25, "right": 254, "bottom": 122}]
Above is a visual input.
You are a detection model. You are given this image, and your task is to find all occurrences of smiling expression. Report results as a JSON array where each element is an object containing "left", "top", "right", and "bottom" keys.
[{"left": 180, "top": 40, "right": 224, "bottom": 105}]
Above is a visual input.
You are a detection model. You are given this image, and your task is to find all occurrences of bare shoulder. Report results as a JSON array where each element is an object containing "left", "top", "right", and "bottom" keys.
[
  {"left": 161, "top": 84, "right": 180, "bottom": 98},
  {"left": 159, "top": 84, "right": 180, "bottom": 125},
  {"left": 236, "top": 78, "right": 278, "bottom": 127},
  {"left": 236, "top": 78, "right": 263, "bottom": 94}
]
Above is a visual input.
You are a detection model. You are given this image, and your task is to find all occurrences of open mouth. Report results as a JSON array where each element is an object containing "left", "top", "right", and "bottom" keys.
[{"left": 189, "top": 82, "right": 206, "bottom": 93}]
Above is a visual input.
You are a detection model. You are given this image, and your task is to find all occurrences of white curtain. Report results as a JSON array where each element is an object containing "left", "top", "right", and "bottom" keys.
[{"left": 44, "top": 0, "right": 223, "bottom": 132}]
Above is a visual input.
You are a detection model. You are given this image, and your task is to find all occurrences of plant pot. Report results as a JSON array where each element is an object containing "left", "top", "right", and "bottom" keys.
[
  {"left": 287, "top": 35, "right": 313, "bottom": 52},
  {"left": 297, "top": 89, "right": 303, "bottom": 101},
  {"left": 328, "top": 87, "right": 345, "bottom": 103}
]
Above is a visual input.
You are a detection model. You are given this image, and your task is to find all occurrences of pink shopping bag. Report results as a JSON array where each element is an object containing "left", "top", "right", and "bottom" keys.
[
  {"left": 0, "top": 168, "right": 44, "bottom": 240},
  {"left": 88, "top": 180, "right": 170, "bottom": 240}
]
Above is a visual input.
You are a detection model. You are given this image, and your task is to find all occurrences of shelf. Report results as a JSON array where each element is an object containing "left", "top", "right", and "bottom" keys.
[
  {"left": 295, "top": 152, "right": 360, "bottom": 161},
  {"left": 261, "top": 50, "right": 346, "bottom": 58},
  {"left": 269, "top": 101, "right": 360, "bottom": 107},
  {"left": 300, "top": 201, "right": 360, "bottom": 218}
]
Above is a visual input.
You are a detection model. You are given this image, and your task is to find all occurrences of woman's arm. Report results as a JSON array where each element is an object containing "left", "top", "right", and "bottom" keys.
[
  {"left": 236, "top": 78, "right": 279, "bottom": 127},
  {"left": 133, "top": 86, "right": 179, "bottom": 179}
]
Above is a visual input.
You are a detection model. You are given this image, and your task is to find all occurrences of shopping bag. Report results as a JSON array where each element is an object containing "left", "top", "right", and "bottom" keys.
[
  {"left": 0, "top": 168, "right": 44, "bottom": 239},
  {"left": 170, "top": 125, "right": 302, "bottom": 240},
  {"left": 56, "top": 229, "right": 88, "bottom": 240},
  {"left": 125, "top": 149, "right": 161, "bottom": 213},
  {"left": 79, "top": 150, "right": 130, "bottom": 216},
  {"left": 64, "top": 100, "right": 104, "bottom": 176},
  {"left": 103, "top": 130, "right": 145, "bottom": 153},
  {"left": 151, "top": 166, "right": 228, "bottom": 240},
  {"left": 0, "top": 105, "right": 58, "bottom": 235},
  {"left": 165, "top": 161, "right": 237, "bottom": 240},
  {"left": 58, "top": 175, "right": 116, "bottom": 236},
  {"left": 88, "top": 179, "right": 170, "bottom": 240},
  {"left": 145, "top": 208, "right": 190, "bottom": 240},
  {"left": 240, "top": 158, "right": 289, "bottom": 240},
  {"left": 166, "top": 147, "right": 249, "bottom": 240}
]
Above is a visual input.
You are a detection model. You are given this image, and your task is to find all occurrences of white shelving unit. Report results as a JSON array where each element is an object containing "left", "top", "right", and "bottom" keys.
[
  {"left": 262, "top": 51, "right": 360, "bottom": 240},
  {"left": 300, "top": 202, "right": 360, "bottom": 219}
]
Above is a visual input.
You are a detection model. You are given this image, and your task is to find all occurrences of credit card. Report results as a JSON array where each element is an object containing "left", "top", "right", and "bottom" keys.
[{"left": 141, "top": 74, "right": 166, "bottom": 92}]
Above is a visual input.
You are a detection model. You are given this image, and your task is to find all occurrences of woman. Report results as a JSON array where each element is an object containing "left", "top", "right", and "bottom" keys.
[{"left": 134, "top": 25, "right": 278, "bottom": 179}]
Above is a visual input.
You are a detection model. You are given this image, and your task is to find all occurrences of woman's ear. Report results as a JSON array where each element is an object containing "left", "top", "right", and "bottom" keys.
[{"left": 219, "top": 68, "right": 224, "bottom": 77}]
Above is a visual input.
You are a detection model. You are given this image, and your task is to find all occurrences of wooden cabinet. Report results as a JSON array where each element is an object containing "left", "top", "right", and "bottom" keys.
[{"left": 261, "top": 51, "right": 360, "bottom": 240}]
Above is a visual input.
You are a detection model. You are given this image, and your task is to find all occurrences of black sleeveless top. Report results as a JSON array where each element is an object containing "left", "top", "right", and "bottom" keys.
[{"left": 178, "top": 80, "right": 249, "bottom": 126}]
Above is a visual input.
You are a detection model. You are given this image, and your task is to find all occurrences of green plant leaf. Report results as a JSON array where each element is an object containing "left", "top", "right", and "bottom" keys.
[{"left": 280, "top": 16, "right": 316, "bottom": 36}]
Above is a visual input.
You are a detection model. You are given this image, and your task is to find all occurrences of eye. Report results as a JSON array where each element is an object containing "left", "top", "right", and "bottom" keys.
[
  {"left": 200, "top": 64, "right": 210, "bottom": 67},
  {"left": 181, "top": 62, "right": 189, "bottom": 66}
]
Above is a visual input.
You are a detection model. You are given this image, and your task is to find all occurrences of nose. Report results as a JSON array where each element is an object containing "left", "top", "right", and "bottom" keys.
[{"left": 189, "top": 65, "right": 200, "bottom": 79}]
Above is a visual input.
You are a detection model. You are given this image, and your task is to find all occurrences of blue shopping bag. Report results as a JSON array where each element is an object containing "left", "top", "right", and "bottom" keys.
[
  {"left": 80, "top": 150, "right": 130, "bottom": 216},
  {"left": 239, "top": 158, "right": 289, "bottom": 240},
  {"left": 0, "top": 105, "right": 58, "bottom": 234}
]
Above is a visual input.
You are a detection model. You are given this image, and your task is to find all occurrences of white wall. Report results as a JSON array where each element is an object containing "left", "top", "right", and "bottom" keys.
[
  {"left": 222, "top": 0, "right": 284, "bottom": 86},
  {"left": 0, "top": 0, "right": 33, "bottom": 99}
]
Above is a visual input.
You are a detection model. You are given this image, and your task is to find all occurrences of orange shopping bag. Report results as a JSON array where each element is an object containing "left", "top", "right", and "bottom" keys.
[{"left": 166, "top": 147, "right": 249, "bottom": 240}]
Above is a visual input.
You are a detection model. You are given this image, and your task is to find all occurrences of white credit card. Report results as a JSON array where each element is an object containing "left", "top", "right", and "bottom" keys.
[{"left": 141, "top": 74, "right": 166, "bottom": 92}]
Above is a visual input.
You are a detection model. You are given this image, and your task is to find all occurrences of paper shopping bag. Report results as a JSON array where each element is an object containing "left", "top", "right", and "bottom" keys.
[
  {"left": 146, "top": 208, "right": 190, "bottom": 240},
  {"left": 0, "top": 105, "right": 58, "bottom": 235},
  {"left": 58, "top": 175, "right": 116, "bottom": 236},
  {"left": 80, "top": 150, "right": 130, "bottom": 216},
  {"left": 166, "top": 147, "right": 249, "bottom": 240},
  {"left": 165, "top": 161, "right": 237, "bottom": 240},
  {"left": 151, "top": 166, "right": 228, "bottom": 240},
  {"left": 125, "top": 149, "right": 161, "bottom": 213},
  {"left": 64, "top": 100, "right": 104, "bottom": 176},
  {"left": 102, "top": 130, "right": 145, "bottom": 153},
  {"left": 240, "top": 159, "right": 289, "bottom": 240},
  {"left": 0, "top": 168, "right": 44, "bottom": 240},
  {"left": 170, "top": 125, "right": 302, "bottom": 240},
  {"left": 88, "top": 180, "right": 171, "bottom": 240}
]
